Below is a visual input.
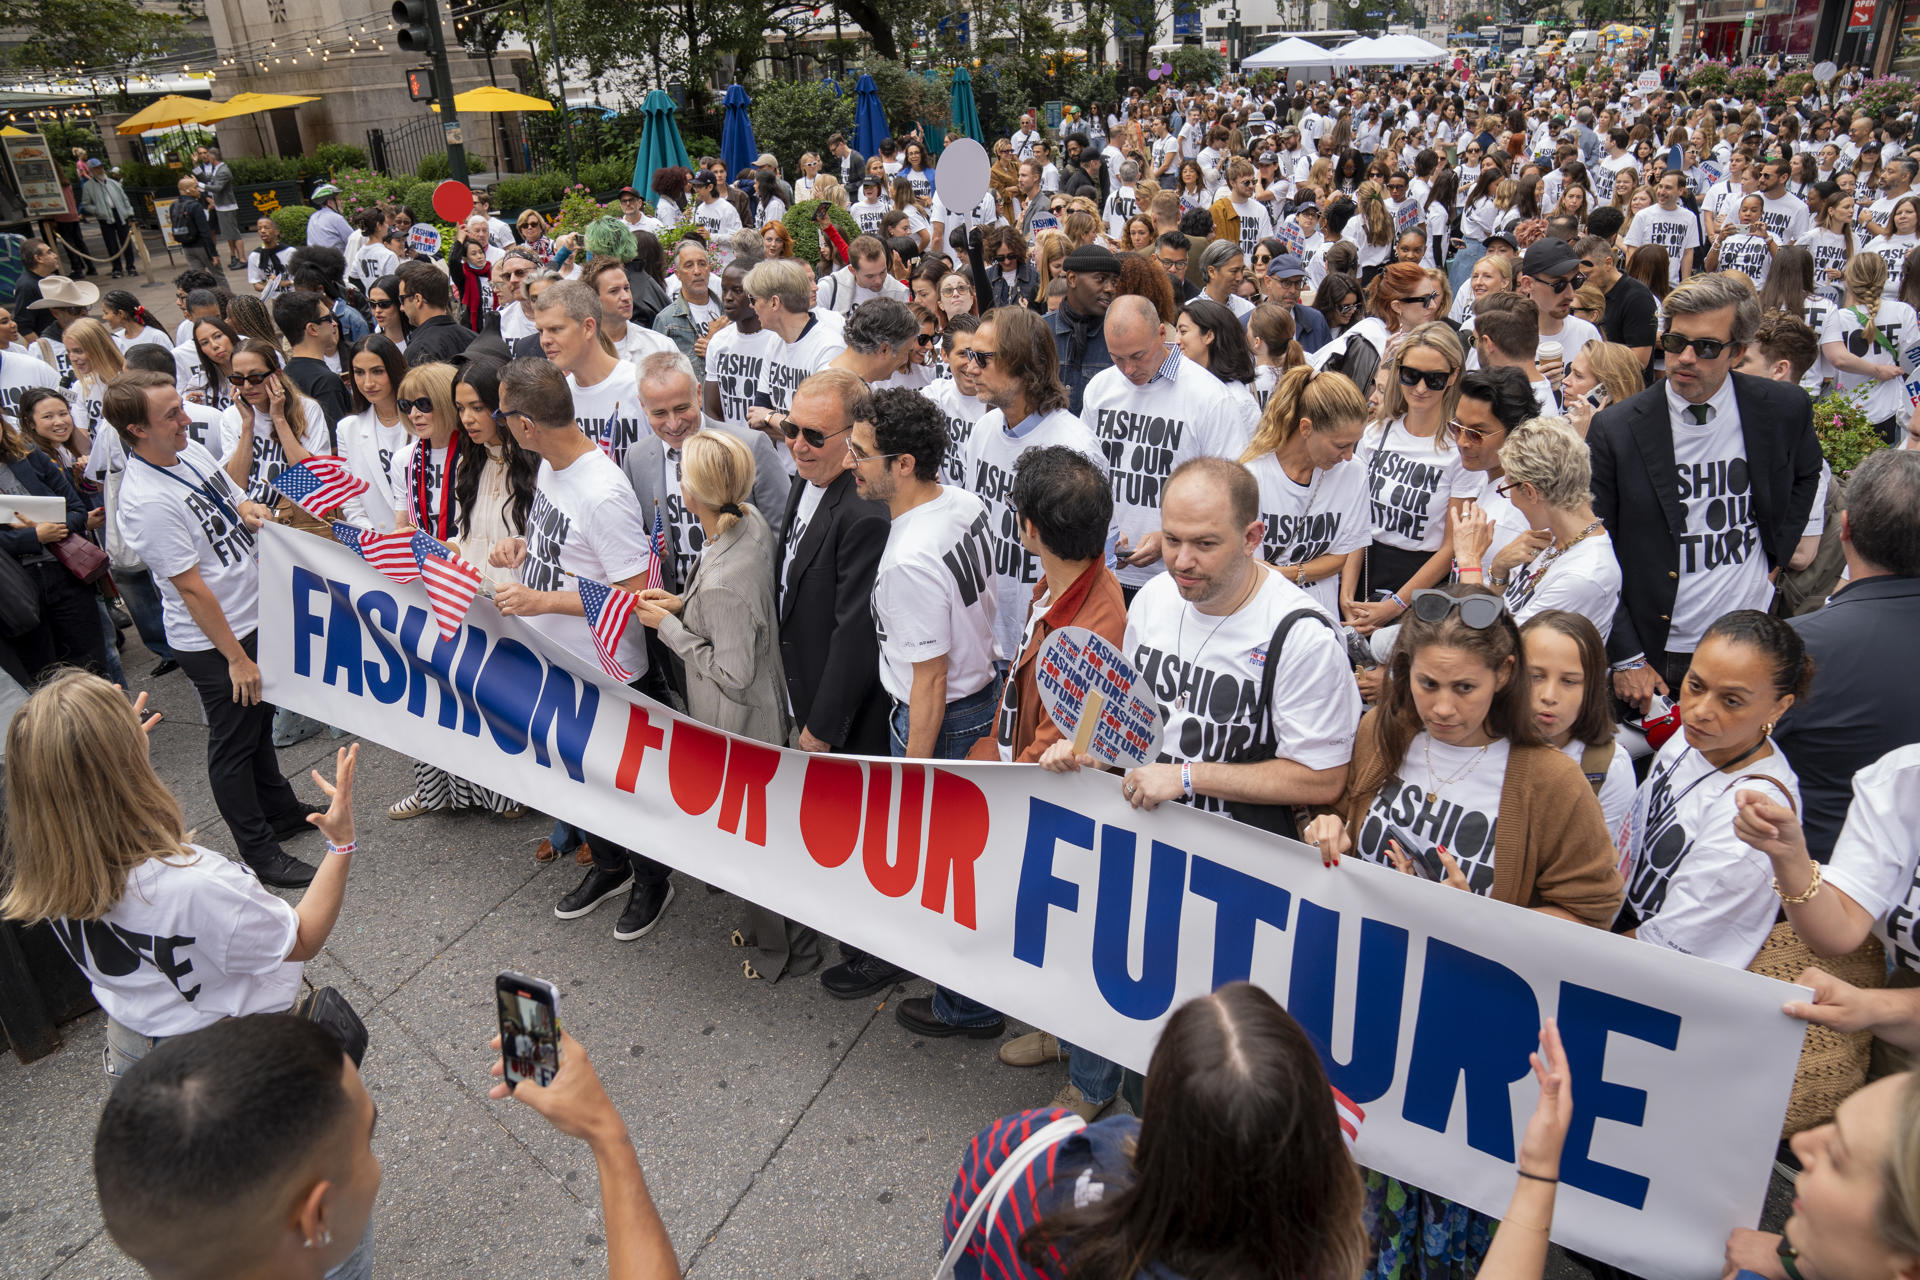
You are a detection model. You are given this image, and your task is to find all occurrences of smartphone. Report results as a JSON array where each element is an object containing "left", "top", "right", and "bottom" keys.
[
  {"left": 496, "top": 971, "right": 562, "bottom": 1089},
  {"left": 1383, "top": 826, "right": 1447, "bottom": 881},
  {"left": 1585, "top": 385, "right": 1609, "bottom": 410}
]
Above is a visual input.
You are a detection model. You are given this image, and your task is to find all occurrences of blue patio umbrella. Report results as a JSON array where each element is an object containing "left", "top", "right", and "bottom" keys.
[
  {"left": 633, "top": 88, "right": 691, "bottom": 208},
  {"left": 853, "top": 73, "right": 888, "bottom": 160},
  {"left": 720, "top": 83, "right": 758, "bottom": 187},
  {"left": 949, "top": 65, "right": 984, "bottom": 146}
]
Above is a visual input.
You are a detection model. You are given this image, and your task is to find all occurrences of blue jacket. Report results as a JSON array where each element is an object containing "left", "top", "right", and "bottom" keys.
[
  {"left": 1293, "top": 301, "right": 1333, "bottom": 353},
  {"left": 1045, "top": 304, "right": 1110, "bottom": 415}
]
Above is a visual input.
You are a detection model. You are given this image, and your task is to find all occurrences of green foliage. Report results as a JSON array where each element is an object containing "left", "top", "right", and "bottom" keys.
[
  {"left": 333, "top": 168, "right": 397, "bottom": 221},
  {"left": 1853, "top": 77, "right": 1918, "bottom": 121},
  {"left": 781, "top": 199, "right": 857, "bottom": 266},
  {"left": 116, "top": 159, "right": 179, "bottom": 191},
  {"left": 744, "top": 80, "right": 856, "bottom": 176},
  {"left": 580, "top": 158, "right": 630, "bottom": 193},
  {"left": 683, "top": 133, "right": 720, "bottom": 163},
  {"left": 309, "top": 143, "right": 368, "bottom": 177},
  {"left": 37, "top": 119, "right": 100, "bottom": 161},
  {"left": 1167, "top": 45, "right": 1224, "bottom": 86},
  {"left": 863, "top": 59, "right": 948, "bottom": 138},
  {"left": 1683, "top": 60, "right": 1731, "bottom": 95},
  {"left": 228, "top": 155, "right": 301, "bottom": 185},
  {"left": 0, "top": 0, "right": 188, "bottom": 74},
  {"left": 1726, "top": 64, "right": 1768, "bottom": 101},
  {"left": 415, "top": 151, "right": 491, "bottom": 182},
  {"left": 550, "top": 185, "right": 613, "bottom": 237},
  {"left": 1813, "top": 390, "right": 1888, "bottom": 477},
  {"left": 492, "top": 170, "right": 571, "bottom": 214},
  {"left": 271, "top": 205, "right": 315, "bottom": 247}
]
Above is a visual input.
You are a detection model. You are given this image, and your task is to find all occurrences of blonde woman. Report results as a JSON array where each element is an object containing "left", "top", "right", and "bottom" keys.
[
  {"left": 1350, "top": 181, "right": 1395, "bottom": 280},
  {"left": 1821, "top": 252, "right": 1920, "bottom": 444},
  {"left": 1450, "top": 252, "right": 1513, "bottom": 325},
  {"left": 0, "top": 671, "right": 360, "bottom": 1077},
  {"left": 1240, "top": 365, "right": 1372, "bottom": 614},
  {"left": 218, "top": 337, "right": 327, "bottom": 508},
  {"left": 1034, "top": 230, "right": 1070, "bottom": 299},
  {"left": 1562, "top": 340, "right": 1645, "bottom": 436},
  {"left": 1341, "top": 323, "right": 1477, "bottom": 635},
  {"left": 633, "top": 429, "right": 815, "bottom": 980},
  {"left": 61, "top": 316, "right": 121, "bottom": 447}
]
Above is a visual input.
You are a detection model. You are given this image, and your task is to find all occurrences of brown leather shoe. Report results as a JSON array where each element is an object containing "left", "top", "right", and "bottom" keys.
[
  {"left": 534, "top": 839, "right": 558, "bottom": 863},
  {"left": 575, "top": 840, "right": 594, "bottom": 866}
]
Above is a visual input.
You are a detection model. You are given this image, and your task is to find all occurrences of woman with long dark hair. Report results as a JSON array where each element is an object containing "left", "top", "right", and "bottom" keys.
[
  {"left": 1175, "top": 298, "right": 1260, "bottom": 447},
  {"left": 0, "top": 394, "right": 106, "bottom": 682},
  {"left": 217, "top": 338, "right": 327, "bottom": 507},
  {"left": 1315, "top": 273, "right": 1364, "bottom": 342},
  {"left": 185, "top": 316, "right": 239, "bottom": 412},
  {"left": 366, "top": 272, "right": 412, "bottom": 353},
  {"left": 336, "top": 334, "right": 409, "bottom": 532}
]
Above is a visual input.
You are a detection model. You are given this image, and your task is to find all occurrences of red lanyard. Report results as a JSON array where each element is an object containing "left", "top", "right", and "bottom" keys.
[{"left": 412, "top": 433, "right": 459, "bottom": 540}]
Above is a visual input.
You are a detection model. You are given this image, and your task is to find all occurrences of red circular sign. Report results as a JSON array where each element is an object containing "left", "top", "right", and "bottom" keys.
[{"left": 431, "top": 179, "right": 475, "bottom": 225}]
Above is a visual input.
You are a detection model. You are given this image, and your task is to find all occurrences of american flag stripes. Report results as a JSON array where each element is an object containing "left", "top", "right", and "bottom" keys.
[
  {"left": 644, "top": 507, "right": 665, "bottom": 592},
  {"left": 1332, "top": 1085, "right": 1365, "bottom": 1152},
  {"left": 420, "top": 553, "right": 485, "bottom": 639},
  {"left": 578, "top": 577, "right": 639, "bottom": 682},
  {"left": 331, "top": 523, "right": 423, "bottom": 583},
  {"left": 270, "top": 457, "right": 369, "bottom": 519}
]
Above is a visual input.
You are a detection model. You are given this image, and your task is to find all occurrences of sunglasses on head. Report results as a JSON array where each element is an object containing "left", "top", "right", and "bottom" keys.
[
  {"left": 782, "top": 419, "right": 854, "bottom": 449},
  {"left": 1410, "top": 588, "right": 1508, "bottom": 629},
  {"left": 1659, "top": 330, "right": 1731, "bottom": 358},
  {"left": 1398, "top": 365, "right": 1451, "bottom": 391},
  {"left": 232, "top": 371, "right": 274, "bottom": 387},
  {"left": 397, "top": 397, "right": 435, "bottom": 414}
]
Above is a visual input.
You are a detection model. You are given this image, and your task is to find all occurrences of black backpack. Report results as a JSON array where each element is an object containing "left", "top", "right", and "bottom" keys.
[{"left": 169, "top": 198, "right": 199, "bottom": 247}]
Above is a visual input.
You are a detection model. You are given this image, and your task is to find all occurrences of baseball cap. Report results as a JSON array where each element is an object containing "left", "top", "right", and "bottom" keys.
[
  {"left": 1486, "top": 229, "right": 1519, "bottom": 250},
  {"left": 755, "top": 152, "right": 777, "bottom": 168},
  {"left": 1268, "top": 253, "right": 1307, "bottom": 281},
  {"left": 619, "top": 185, "right": 641, "bottom": 198},
  {"left": 860, "top": 173, "right": 883, "bottom": 190},
  {"left": 1257, "top": 152, "right": 1278, "bottom": 166},
  {"left": 86, "top": 157, "right": 103, "bottom": 169},
  {"left": 1521, "top": 237, "right": 1580, "bottom": 277},
  {"left": 1295, "top": 202, "right": 1321, "bottom": 215},
  {"left": 690, "top": 170, "right": 717, "bottom": 188}
]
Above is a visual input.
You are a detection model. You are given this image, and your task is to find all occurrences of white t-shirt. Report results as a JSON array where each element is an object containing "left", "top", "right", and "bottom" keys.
[
  {"left": 1563, "top": 737, "right": 1635, "bottom": 845},
  {"left": 1865, "top": 233, "right": 1920, "bottom": 297},
  {"left": 1123, "top": 567, "right": 1362, "bottom": 819},
  {"left": 958, "top": 407, "right": 1109, "bottom": 661},
  {"left": 1624, "top": 205, "right": 1701, "bottom": 281},
  {"left": 1820, "top": 298, "right": 1920, "bottom": 425},
  {"left": 1355, "top": 419, "right": 1482, "bottom": 552},
  {"left": 851, "top": 198, "right": 889, "bottom": 237},
  {"left": 1352, "top": 732, "right": 1511, "bottom": 897},
  {"left": 1623, "top": 737, "right": 1801, "bottom": 969},
  {"left": 930, "top": 190, "right": 1001, "bottom": 246},
  {"left": 0, "top": 349, "right": 59, "bottom": 427},
  {"left": 519, "top": 449, "right": 654, "bottom": 680},
  {"left": 922, "top": 376, "right": 985, "bottom": 488},
  {"left": 351, "top": 242, "right": 399, "bottom": 293},
  {"left": 1505, "top": 529, "right": 1622, "bottom": 640},
  {"left": 1102, "top": 186, "right": 1139, "bottom": 240},
  {"left": 692, "top": 196, "right": 743, "bottom": 240},
  {"left": 1594, "top": 153, "right": 1639, "bottom": 204},
  {"left": 612, "top": 323, "right": 676, "bottom": 366},
  {"left": 499, "top": 301, "right": 536, "bottom": 343},
  {"left": 1824, "top": 743, "right": 1920, "bottom": 975},
  {"left": 336, "top": 408, "right": 409, "bottom": 532},
  {"left": 1758, "top": 192, "right": 1812, "bottom": 243},
  {"left": 1715, "top": 231, "right": 1776, "bottom": 289},
  {"left": 1793, "top": 227, "right": 1850, "bottom": 290},
  {"left": 117, "top": 440, "right": 259, "bottom": 651},
  {"left": 218, "top": 398, "right": 329, "bottom": 506},
  {"left": 762, "top": 315, "right": 848, "bottom": 415},
  {"left": 1079, "top": 359, "right": 1238, "bottom": 589},
  {"left": 871, "top": 485, "right": 999, "bottom": 704},
  {"left": 704, "top": 325, "right": 781, "bottom": 430},
  {"left": 568, "top": 360, "right": 648, "bottom": 468},
  {"left": 53, "top": 846, "right": 301, "bottom": 1038},
  {"left": 1666, "top": 383, "right": 1775, "bottom": 650},
  {"left": 391, "top": 439, "right": 454, "bottom": 535},
  {"left": 1247, "top": 454, "right": 1370, "bottom": 615},
  {"left": 1230, "top": 197, "right": 1275, "bottom": 259}
]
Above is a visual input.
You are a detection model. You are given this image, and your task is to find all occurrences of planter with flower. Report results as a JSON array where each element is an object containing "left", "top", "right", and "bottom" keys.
[{"left": 1812, "top": 387, "right": 1889, "bottom": 479}]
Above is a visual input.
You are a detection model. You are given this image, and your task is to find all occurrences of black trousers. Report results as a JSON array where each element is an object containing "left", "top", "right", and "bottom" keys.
[
  {"left": 4, "top": 559, "right": 108, "bottom": 683},
  {"left": 99, "top": 219, "right": 134, "bottom": 273},
  {"left": 174, "top": 630, "right": 302, "bottom": 866}
]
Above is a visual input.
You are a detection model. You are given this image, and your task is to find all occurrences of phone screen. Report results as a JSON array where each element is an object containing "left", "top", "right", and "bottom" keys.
[{"left": 496, "top": 972, "right": 561, "bottom": 1089}]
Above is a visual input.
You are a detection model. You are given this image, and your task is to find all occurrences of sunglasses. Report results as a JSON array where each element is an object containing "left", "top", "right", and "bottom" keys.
[
  {"left": 397, "top": 397, "right": 435, "bottom": 414},
  {"left": 782, "top": 419, "right": 854, "bottom": 449},
  {"left": 1398, "top": 365, "right": 1451, "bottom": 391},
  {"left": 1659, "top": 331, "right": 1732, "bottom": 358},
  {"left": 1410, "top": 588, "right": 1508, "bottom": 629},
  {"left": 1396, "top": 292, "right": 1439, "bottom": 308},
  {"left": 1543, "top": 272, "right": 1589, "bottom": 293},
  {"left": 998, "top": 253, "right": 1021, "bottom": 263},
  {"left": 915, "top": 332, "right": 936, "bottom": 346},
  {"left": 958, "top": 348, "right": 998, "bottom": 368},
  {"left": 232, "top": 371, "right": 275, "bottom": 387},
  {"left": 1446, "top": 418, "right": 1502, "bottom": 446}
]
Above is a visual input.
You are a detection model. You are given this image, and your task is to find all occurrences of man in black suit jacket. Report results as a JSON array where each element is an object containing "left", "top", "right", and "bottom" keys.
[
  {"left": 828, "top": 134, "right": 866, "bottom": 191},
  {"left": 777, "top": 369, "right": 890, "bottom": 756},
  {"left": 1589, "top": 272, "right": 1824, "bottom": 710}
]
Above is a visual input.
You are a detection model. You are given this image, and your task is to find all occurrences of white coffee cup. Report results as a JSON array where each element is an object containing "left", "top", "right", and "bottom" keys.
[{"left": 1538, "top": 339, "right": 1563, "bottom": 367}]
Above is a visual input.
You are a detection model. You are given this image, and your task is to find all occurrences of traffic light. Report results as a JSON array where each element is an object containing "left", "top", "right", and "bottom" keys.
[
  {"left": 406, "top": 67, "right": 436, "bottom": 101},
  {"left": 393, "top": 0, "right": 437, "bottom": 54}
]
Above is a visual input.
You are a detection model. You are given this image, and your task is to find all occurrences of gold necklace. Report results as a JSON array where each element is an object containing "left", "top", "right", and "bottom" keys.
[{"left": 1422, "top": 732, "right": 1493, "bottom": 804}]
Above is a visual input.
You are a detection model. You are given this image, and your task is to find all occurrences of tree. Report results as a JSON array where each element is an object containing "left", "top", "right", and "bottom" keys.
[{"left": 0, "top": 0, "right": 191, "bottom": 84}]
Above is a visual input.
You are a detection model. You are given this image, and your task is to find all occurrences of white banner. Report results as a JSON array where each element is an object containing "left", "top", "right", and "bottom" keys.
[{"left": 260, "top": 526, "right": 1806, "bottom": 1280}]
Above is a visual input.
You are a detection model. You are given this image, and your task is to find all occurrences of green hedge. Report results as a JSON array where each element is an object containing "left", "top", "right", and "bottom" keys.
[
  {"left": 781, "top": 199, "right": 858, "bottom": 266},
  {"left": 272, "top": 204, "right": 316, "bottom": 246},
  {"left": 491, "top": 169, "right": 572, "bottom": 214},
  {"left": 415, "top": 152, "right": 491, "bottom": 182}
]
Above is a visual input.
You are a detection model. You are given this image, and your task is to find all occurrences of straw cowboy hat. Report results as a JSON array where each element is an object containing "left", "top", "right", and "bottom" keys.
[{"left": 27, "top": 276, "right": 99, "bottom": 310}]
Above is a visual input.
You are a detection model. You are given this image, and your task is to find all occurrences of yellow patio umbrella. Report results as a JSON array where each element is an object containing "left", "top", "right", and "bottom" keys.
[
  {"left": 452, "top": 86, "right": 555, "bottom": 112},
  {"left": 0, "top": 126, "right": 27, "bottom": 136},
  {"left": 195, "top": 91, "right": 319, "bottom": 123},
  {"left": 114, "top": 94, "right": 215, "bottom": 135}
]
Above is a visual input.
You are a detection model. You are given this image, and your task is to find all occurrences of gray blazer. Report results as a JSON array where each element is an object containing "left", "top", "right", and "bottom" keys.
[
  {"left": 653, "top": 505, "right": 788, "bottom": 745},
  {"left": 620, "top": 417, "right": 788, "bottom": 592}
]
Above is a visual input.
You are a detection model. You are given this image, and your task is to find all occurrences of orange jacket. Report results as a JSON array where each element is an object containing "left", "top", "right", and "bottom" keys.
[{"left": 967, "top": 561, "right": 1129, "bottom": 764}]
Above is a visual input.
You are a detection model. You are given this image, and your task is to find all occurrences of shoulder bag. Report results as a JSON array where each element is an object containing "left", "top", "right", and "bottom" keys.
[
  {"left": 1225, "top": 605, "right": 1340, "bottom": 841},
  {"left": 933, "top": 1114, "right": 1086, "bottom": 1280}
]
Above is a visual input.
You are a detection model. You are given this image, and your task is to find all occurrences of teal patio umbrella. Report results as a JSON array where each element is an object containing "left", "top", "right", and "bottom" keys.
[
  {"left": 949, "top": 66, "right": 984, "bottom": 146},
  {"left": 634, "top": 88, "right": 691, "bottom": 208}
]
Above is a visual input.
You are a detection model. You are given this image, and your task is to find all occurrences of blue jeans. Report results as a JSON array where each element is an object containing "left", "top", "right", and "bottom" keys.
[
  {"left": 892, "top": 672, "right": 1004, "bottom": 1027},
  {"left": 1065, "top": 1041, "right": 1123, "bottom": 1104},
  {"left": 111, "top": 566, "right": 171, "bottom": 661},
  {"left": 97, "top": 600, "right": 126, "bottom": 686}
]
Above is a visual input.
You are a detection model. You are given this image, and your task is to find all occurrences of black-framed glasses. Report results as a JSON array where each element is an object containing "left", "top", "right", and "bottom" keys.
[
  {"left": 1659, "top": 330, "right": 1731, "bottom": 359},
  {"left": 1398, "top": 365, "right": 1451, "bottom": 391},
  {"left": 958, "top": 348, "right": 998, "bottom": 368},
  {"left": 1446, "top": 418, "right": 1503, "bottom": 446},
  {"left": 1410, "top": 588, "right": 1508, "bottom": 629},
  {"left": 232, "top": 371, "right": 274, "bottom": 387},
  {"left": 783, "top": 419, "right": 854, "bottom": 449},
  {"left": 1396, "top": 292, "right": 1439, "bottom": 308},
  {"left": 1544, "top": 272, "right": 1588, "bottom": 294},
  {"left": 369, "top": 297, "right": 395, "bottom": 309},
  {"left": 397, "top": 397, "right": 435, "bottom": 414},
  {"left": 914, "top": 332, "right": 936, "bottom": 346}
]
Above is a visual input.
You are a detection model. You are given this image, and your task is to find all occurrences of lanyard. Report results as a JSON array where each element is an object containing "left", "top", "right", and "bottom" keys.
[
  {"left": 412, "top": 435, "right": 460, "bottom": 541},
  {"left": 135, "top": 450, "right": 241, "bottom": 529}
]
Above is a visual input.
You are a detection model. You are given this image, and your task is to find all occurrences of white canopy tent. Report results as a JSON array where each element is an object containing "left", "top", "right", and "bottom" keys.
[
  {"left": 1370, "top": 33, "right": 1450, "bottom": 62},
  {"left": 1241, "top": 36, "right": 1342, "bottom": 69}
]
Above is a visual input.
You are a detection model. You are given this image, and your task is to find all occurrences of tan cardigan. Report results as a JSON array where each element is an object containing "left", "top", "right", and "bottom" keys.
[{"left": 1331, "top": 709, "right": 1626, "bottom": 928}]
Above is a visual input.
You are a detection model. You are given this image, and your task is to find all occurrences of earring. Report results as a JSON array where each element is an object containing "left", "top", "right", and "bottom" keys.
[
  {"left": 1761, "top": 721, "right": 1774, "bottom": 737},
  {"left": 318, "top": 1230, "right": 332, "bottom": 1247}
]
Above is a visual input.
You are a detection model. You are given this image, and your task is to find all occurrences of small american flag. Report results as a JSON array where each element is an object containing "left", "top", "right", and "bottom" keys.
[
  {"left": 271, "top": 457, "right": 369, "bottom": 519},
  {"left": 421, "top": 553, "right": 484, "bottom": 639},
  {"left": 578, "top": 577, "right": 639, "bottom": 681},
  {"left": 644, "top": 507, "right": 665, "bottom": 592},
  {"left": 1332, "top": 1085, "right": 1365, "bottom": 1153},
  {"left": 331, "top": 522, "right": 423, "bottom": 584}
]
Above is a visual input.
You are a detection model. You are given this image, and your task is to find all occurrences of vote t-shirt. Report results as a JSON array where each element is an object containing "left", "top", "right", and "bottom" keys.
[
  {"left": 1824, "top": 743, "right": 1920, "bottom": 975},
  {"left": 1622, "top": 736, "right": 1801, "bottom": 969},
  {"left": 762, "top": 316, "right": 848, "bottom": 415},
  {"left": 959, "top": 407, "right": 1108, "bottom": 661},
  {"left": 1245, "top": 454, "right": 1369, "bottom": 615},
  {"left": 1665, "top": 386, "right": 1773, "bottom": 651},
  {"left": 1819, "top": 299, "right": 1920, "bottom": 426},
  {"left": 1504, "top": 529, "right": 1622, "bottom": 641},
  {"left": 922, "top": 377, "right": 985, "bottom": 487},
  {"left": 870, "top": 485, "right": 999, "bottom": 704},
  {"left": 569, "top": 360, "right": 648, "bottom": 468},
  {"left": 1355, "top": 419, "right": 1482, "bottom": 553},
  {"left": 336, "top": 409, "right": 409, "bottom": 532},
  {"left": 217, "top": 399, "right": 329, "bottom": 505},
  {"left": 1122, "top": 568, "right": 1361, "bottom": 819},
  {"left": 1352, "top": 732, "right": 1511, "bottom": 897},
  {"left": 520, "top": 450, "right": 653, "bottom": 680},
  {"left": 116, "top": 440, "right": 259, "bottom": 651},
  {"left": 53, "top": 845, "right": 301, "bottom": 1038}
]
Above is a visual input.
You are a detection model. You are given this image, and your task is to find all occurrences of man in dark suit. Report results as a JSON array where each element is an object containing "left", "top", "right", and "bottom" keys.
[
  {"left": 1773, "top": 449, "right": 1920, "bottom": 861},
  {"left": 776, "top": 368, "right": 898, "bottom": 999},
  {"left": 1589, "top": 271, "right": 1824, "bottom": 711},
  {"left": 827, "top": 133, "right": 866, "bottom": 191}
]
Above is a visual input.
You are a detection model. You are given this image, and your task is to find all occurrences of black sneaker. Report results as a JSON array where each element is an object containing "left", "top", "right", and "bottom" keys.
[
  {"left": 612, "top": 881, "right": 675, "bottom": 941},
  {"left": 894, "top": 995, "right": 1006, "bottom": 1039},
  {"left": 250, "top": 850, "right": 317, "bottom": 889},
  {"left": 820, "top": 953, "right": 907, "bottom": 999},
  {"left": 152, "top": 658, "right": 180, "bottom": 677},
  {"left": 554, "top": 866, "right": 632, "bottom": 919},
  {"left": 271, "top": 803, "right": 328, "bottom": 840}
]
